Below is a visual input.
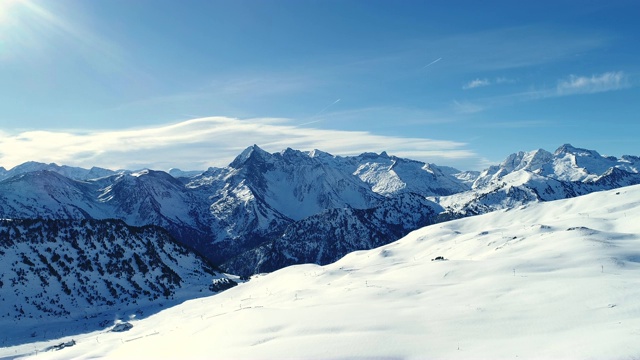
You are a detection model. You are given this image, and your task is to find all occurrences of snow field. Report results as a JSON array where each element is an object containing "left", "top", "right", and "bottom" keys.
[{"left": 5, "top": 185, "right": 640, "bottom": 359}]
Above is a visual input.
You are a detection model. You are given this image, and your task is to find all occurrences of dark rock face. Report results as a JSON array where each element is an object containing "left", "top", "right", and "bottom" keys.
[
  {"left": 223, "top": 193, "right": 442, "bottom": 277},
  {"left": 0, "top": 218, "right": 225, "bottom": 322}
]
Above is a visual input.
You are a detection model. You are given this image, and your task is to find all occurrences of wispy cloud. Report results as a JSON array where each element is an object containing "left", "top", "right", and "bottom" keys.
[
  {"left": 455, "top": 71, "right": 630, "bottom": 114},
  {"left": 472, "top": 120, "right": 553, "bottom": 129},
  {"left": 519, "top": 71, "right": 629, "bottom": 99},
  {"left": 463, "top": 78, "right": 491, "bottom": 90},
  {"left": 556, "top": 71, "right": 628, "bottom": 95},
  {"left": 0, "top": 117, "right": 481, "bottom": 171},
  {"left": 463, "top": 77, "right": 516, "bottom": 90},
  {"left": 205, "top": 73, "right": 318, "bottom": 97},
  {"left": 452, "top": 100, "right": 484, "bottom": 114}
]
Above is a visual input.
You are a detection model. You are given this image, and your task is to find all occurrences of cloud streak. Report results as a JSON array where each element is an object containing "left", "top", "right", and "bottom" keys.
[
  {"left": 452, "top": 100, "right": 484, "bottom": 114},
  {"left": 454, "top": 71, "right": 630, "bottom": 115},
  {"left": 463, "top": 77, "right": 516, "bottom": 90},
  {"left": 463, "top": 78, "right": 491, "bottom": 90},
  {"left": 0, "top": 117, "right": 480, "bottom": 171},
  {"left": 556, "top": 71, "right": 628, "bottom": 95}
]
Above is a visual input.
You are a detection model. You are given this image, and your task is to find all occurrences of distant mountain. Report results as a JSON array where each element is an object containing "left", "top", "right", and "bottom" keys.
[
  {"left": 0, "top": 170, "right": 108, "bottom": 219},
  {"left": 0, "top": 144, "right": 636, "bottom": 278},
  {"left": 473, "top": 144, "right": 639, "bottom": 186},
  {"left": 0, "top": 161, "right": 121, "bottom": 181},
  {"left": 0, "top": 146, "right": 468, "bottom": 276},
  {"left": 168, "top": 168, "right": 203, "bottom": 178},
  {"left": 181, "top": 145, "right": 469, "bottom": 270},
  {"left": 435, "top": 144, "right": 640, "bottom": 216}
]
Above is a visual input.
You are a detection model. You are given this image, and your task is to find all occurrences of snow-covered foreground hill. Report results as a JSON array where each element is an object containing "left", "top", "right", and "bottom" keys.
[{"left": 4, "top": 185, "right": 640, "bottom": 359}]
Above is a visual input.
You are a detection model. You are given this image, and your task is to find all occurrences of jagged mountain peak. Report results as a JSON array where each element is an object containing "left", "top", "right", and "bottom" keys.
[
  {"left": 552, "top": 144, "right": 617, "bottom": 181},
  {"left": 0, "top": 143, "right": 638, "bottom": 282},
  {"left": 554, "top": 143, "right": 601, "bottom": 158},
  {"left": 440, "top": 144, "right": 640, "bottom": 217},
  {"left": 306, "top": 148, "right": 334, "bottom": 159},
  {"left": 498, "top": 148, "right": 553, "bottom": 174},
  {"left": 278, "top": 147, "right": 318, "bottom": 164},
  {"left": 225, "top": 147, "right": 468, "bottom": 200},
  {"left": 389, "top": 155, "right": 425, "bottom": 168},
  {"left": 131, "top": 168, "right": 180, "bottom": 181},
  {"left": 229, "top": 144, "right": 273, "bottom": 169},
  {"left": 280, "top": 147, "right": 336, "bottom": 162},
  {"left": 473, "top": 144, "right": 634, "bottom": 187},
  {"left": 279, "top": 147, "right": 301, "bottom": 156},
  {"left": 357, "top": 151, "right": 391, "bottom": 160}
]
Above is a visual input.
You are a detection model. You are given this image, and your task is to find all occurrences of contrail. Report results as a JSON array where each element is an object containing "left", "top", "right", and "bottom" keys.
[
  {"left": 317, "top": 98, "right": 341, "bottom": 114},
  {"left": 297, "top": 119, "right": 323, "bottom": 127},
  {"left": 298, "top": 99, "right": 341, "bottom": 127},
  {"left": 421, "top": 57, "right": 442, "bottom": 69},
  {"left": 311, "top": 98, "right": 341, "bottom": 118}
]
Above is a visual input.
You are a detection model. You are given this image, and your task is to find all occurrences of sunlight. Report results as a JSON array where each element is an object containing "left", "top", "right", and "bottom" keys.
[
  {"left": 0, "top": 0, "right": 26, "bottom": 24},
  {"left": 0, "top": 0, "right": 125, "bottom": 67},
  {"left": 0, "top": 0, "right": 33, "bottom": 60},
  {"left": 0, "top": 0, "right": 118, "bottom": 66}
]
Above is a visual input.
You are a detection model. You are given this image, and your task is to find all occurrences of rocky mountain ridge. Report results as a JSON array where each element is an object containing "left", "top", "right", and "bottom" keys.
[
  {"left": 0, "top": 144, "right": 638, "bottom": 277},
  {"left": 435, "top": 144, "right": 640, "bottom": 216},
  {"left": 0, "top": 218, "right": 236, "bottom": 345}
]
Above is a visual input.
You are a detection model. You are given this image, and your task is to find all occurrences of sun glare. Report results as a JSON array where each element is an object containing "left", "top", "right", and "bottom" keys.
[{"left": 0, "top": 0, "right": 26, "bottom": 24}]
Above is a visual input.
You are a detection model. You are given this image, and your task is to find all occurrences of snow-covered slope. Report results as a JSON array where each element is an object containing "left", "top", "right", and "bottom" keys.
[
  {"left": 0, "top": 218, "right": 235, "bottom": 347},
  {"left": 7, "top": 184, "right": 640, "bottom": 359},
  {"left": 0, "top": 171, "right": 111, "bottom": 219},
  {"left": 96, "top": 170, "right": 206, "bottom": 233}
]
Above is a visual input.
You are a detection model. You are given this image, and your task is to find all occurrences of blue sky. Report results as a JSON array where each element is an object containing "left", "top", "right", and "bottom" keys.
[{"left": 0, "top": 0, "right": 638, "bottom": 171}]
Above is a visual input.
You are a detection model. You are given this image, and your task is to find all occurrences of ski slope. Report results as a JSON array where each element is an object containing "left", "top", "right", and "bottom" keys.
[{"left": 4, "top": 185, "right": 640, "bottom": 359}]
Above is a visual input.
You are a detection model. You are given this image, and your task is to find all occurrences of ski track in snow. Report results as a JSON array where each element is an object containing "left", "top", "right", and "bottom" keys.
[{"left": 2, "top": 185, "right": 640, "bottom": 359}]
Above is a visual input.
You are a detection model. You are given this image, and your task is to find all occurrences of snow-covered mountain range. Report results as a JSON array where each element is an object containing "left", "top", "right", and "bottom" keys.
[
  {"left": 0, "top": 143, "right": 639, "bottom": 352},
  {"left": 4, "top": 183, "right": 640, "bottom": 359},
  {"left": 435, "top": 144, "right": 640, "bottom": 216},
  {"left": 0, "top": 162, "right": 121, "bottom": 182},
  {"left": 0, "top": 145, "right": 471, "bottom": 276},
  {"left": 0, "top": 144, "right": 638, "bottom": 278}
]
